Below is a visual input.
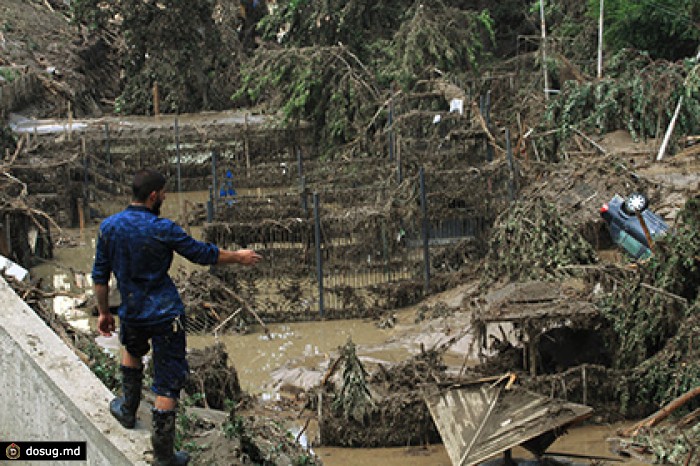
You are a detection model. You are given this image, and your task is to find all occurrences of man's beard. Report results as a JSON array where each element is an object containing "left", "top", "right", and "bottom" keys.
[{"left": 150, "top": 199, "right": 163, "bottom": 216}]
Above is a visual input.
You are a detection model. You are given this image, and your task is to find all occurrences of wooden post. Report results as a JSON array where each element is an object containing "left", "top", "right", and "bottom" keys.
[
  {"left": 77, "top": 198, "right": 85, "bottom": 244},
  {"left": 527, "top": 326, "right": 538, "bottom": 376},
  {"left": 244, "top": 112, "right": 250, "bottom": 178},
  {"left": 621, "top": 386, "right": 700, "bottom": 437},
  {"left": 153, "top": 81, "right": 160, "bottom": 117},
  {"left": 67, "top": 101, "right": 73, "bottom": 141},
  {"left": 4, "top": 214, "right": 12, "bottom": 258}
]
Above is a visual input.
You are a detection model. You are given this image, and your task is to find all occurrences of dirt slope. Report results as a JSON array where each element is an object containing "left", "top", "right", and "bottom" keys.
[{"left": 0, "top": 0, "right": 118, "bottom": 117}]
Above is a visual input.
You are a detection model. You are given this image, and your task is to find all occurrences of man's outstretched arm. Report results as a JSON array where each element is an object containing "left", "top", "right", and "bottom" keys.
[{"left": 217, "top": 249, "right": 262, "bottom": 265}]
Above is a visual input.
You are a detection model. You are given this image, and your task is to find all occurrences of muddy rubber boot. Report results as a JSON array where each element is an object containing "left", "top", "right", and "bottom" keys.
[
  {"left": 151, "top": 409, "right": 190, "bottom": 466},
  {"left": 109, "top": 365, "right": 143, "bottom": 429}
]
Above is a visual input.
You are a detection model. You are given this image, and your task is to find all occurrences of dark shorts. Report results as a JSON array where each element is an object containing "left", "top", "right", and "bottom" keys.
[{"left": 119, "top": 317, "right": 188, "bottom": 399}]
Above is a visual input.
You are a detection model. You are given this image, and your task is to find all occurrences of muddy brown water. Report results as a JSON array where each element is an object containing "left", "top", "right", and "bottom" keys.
[{"left": 29, "top": 192, "right": 651, "bottom": 466}]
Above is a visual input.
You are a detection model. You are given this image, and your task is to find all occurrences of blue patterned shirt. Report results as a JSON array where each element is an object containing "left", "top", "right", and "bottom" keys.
[{"left": 91, "top": 205, "right": 220, "bottom": 325}]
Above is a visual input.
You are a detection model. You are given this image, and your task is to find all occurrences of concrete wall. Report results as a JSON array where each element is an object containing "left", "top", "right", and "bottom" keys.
[{"left": 0, "top": 276, "right": 150, "bottom": 465}]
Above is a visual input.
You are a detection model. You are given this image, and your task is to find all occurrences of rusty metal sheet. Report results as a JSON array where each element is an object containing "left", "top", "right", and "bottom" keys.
[{"left": 425, "top": 381, "right": 592, "bottom": 466}]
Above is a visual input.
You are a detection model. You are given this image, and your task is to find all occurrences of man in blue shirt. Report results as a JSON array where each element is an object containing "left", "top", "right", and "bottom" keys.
[{"left": 92, "top": 169, "right": 261, "bottom": 465}]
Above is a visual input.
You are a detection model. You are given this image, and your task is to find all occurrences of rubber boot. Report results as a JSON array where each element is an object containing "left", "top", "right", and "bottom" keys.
[
  {"left": 151, "top": 409, "right": 190, "bottom": 466},
  {"left": 109, "top": 365, "right": 143, "bottom": 429}
]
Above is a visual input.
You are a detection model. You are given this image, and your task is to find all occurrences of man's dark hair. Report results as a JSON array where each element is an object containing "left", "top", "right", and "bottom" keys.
[{"left": 132, "top": 169, "right": 166, "bottom": 202}]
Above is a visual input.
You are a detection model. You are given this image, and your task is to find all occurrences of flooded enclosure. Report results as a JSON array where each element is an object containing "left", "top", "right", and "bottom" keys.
[
  {"left": 11, "top": 107, "right": 697, "bottom": 466},
  {"left": 3, "top": 1, "right": 700, "bottom": 464}
]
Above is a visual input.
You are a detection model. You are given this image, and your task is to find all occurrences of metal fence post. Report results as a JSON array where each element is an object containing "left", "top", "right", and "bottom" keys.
[
  {"left": 298, "top": 147, "right": 308, "bottom": 214},
  {"left": 301, "top": 175, "right": 308, "bottom": 215},
  {"left": 206, "top": 186, "right": 214, "bottom": 223},
  {"left": 313, "top": 192, "right": 324, "bottom": 318},
  {"left": 419, "top": 167, "right": 430, "bottom": 292},
  {"left": 175, "top": 117, "right": 181, "bottom": 193},
  {"left": 211, "top": 148, "right": 217, "bottom": 216},
  {"left": 297, "top": 145, "right": 304, "bottom": 180}
]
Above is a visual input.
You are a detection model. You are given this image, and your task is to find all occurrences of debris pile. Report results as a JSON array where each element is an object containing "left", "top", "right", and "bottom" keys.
[
  {"left": 184, "top": 342, "right": 246, "bottom": 410},
  {"left": 317, "top": 341, "right": 451, "bottom": 447}
]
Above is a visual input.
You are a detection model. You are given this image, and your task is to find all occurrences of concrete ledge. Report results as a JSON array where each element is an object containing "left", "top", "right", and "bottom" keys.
[{"left": 0, "top": 276, "right": 150, "bottom": 465}]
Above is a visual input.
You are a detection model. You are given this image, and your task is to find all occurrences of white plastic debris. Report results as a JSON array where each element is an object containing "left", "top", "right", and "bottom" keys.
[{"left": 449, "top": 98, "right": 464, "bottom": 115}]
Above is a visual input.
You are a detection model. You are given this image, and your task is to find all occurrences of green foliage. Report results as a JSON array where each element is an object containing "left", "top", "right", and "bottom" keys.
[
  {"left": 0, "top": 67, "right": 20, "bottom": 83},
  {"left": 80, "top": 340, "right": 119, "bottom": 392},
  {"left": 118, "top": 0, "right": 226, "bottom": 114},
  {"left": 600, "top": 196, "right": 700, "bottom": 411},
  {"left": 541, "top": 49, "right": 700, "bottom": 158},
  {"left": 641, "top": 422, "right": 700, "bottom": 465},
  {"left": 484, "top": 197, "right": 598, "bottom": 284},
  {"left": 234, "top": 46, "right": 380, "bottom": 152},
  {"left": 222, "top": 413, "right": 246, "bottom": 439},
  {"left": 69, "top": 0, "right": 111, "bottom": 30},
  {"left": 175, "top": 392, "right": 204, "bottom": 450},
  {"left": 294, "top": 454, "right": 315, "bottom": 466},
  {"left": 387, "top": 3, "right": 494, "bottom": 88},
  {"left": 587, "top": 0, "right": 700, "bottom": 60},
  {"left": 241, "top": 2, "right": 495, "bottom": 153},
  {"left": 259, "top": 0, "right": 410, "bottom": 59},
  {"left": 73, "top": 0, "right": 240, "bottom": 115},
  {"left": 331, "top": 340, "right": 374, "bottom": 424}
]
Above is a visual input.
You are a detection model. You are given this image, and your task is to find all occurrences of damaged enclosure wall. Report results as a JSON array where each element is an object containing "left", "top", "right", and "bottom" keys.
[{"left": 0, "top": 210, "right": 53, "bottom": 269}]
